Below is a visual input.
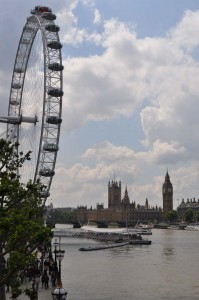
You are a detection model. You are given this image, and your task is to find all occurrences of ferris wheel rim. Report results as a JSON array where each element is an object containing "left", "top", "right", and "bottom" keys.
[{"left": 6, "top": 6, "right": 63, "bottom": 199}]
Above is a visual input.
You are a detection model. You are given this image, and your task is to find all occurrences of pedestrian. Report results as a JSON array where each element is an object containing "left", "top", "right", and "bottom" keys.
[
  {"left": 44, "top": 275, "right": 49, "bottom": 289},
  {"left": 10, "top": 291, "right": 17, "bottom": 299},
  {"left": 5, "top": 280, "right": 10, "bottom": 292},
  {"left": 41, "top": 273, "right": 45, "bottom": 288},
  {"left": 32, "top": 277, "right": 36, "bottom": 290},
  {"left": 35, "top": 275, "right": 40, "bottom": 291},
  {"left": 51, "top": 272, "right": 56, "bottom": 287}
]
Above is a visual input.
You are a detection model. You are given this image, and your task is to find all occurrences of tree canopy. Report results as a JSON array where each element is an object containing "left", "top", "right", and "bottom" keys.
[
  {"left": 165, "top": 210, "right": 178, "bottom": 222},
  {"left": 0, "top": 139, "right": 52, "bottom": 300},
  {"left": 183, "top": 208, "right": 194, "bottom": 223},
  {"left": 51, "top": 208, "right": 77, "bottom": 224}
]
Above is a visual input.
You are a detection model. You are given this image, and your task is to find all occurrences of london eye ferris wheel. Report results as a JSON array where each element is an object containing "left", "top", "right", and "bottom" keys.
[{"left": 0, "top": 6, "right": 63, "bottom": 200}]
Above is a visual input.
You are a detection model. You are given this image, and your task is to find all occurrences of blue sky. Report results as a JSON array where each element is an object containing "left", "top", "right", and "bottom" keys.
[{"left": 1, "top": 0, "right": 199, "bottom": 209}]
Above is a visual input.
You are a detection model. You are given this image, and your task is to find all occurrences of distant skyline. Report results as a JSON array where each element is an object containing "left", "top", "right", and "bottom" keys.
[{"left": 1, "top": 1, "right": 199, "bottom": 209}]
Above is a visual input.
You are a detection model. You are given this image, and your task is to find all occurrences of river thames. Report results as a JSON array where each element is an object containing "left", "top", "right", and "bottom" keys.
[{"left": 55, "top": 226, "right": 199, "bottom": 300}]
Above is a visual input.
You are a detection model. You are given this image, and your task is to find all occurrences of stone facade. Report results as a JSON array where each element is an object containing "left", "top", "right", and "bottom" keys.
[
  {"left": 177, "top": 198, "right": 199, "bottom": 221},
  {"left": 162, "top": 171, "right": 173, "bottom": 216},
  {"left": 77, "top": 180, "right": 163, "bottom": 226}
]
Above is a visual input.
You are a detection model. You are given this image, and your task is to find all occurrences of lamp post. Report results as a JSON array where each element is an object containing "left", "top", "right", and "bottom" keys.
[
  {"left": 56, "top": 249, "right": 65, "bottom": 280},
  {"left": 52, "top": 237, "right": 67, "bottom": 299},
  {"left": 53, "top": 238, "right": 59, "bottom": 276},
  {"left": 53, "top": 238, "right": 58, "bottom": 264},
  {"left": 52, "top": 282, "right": 68, "bottom": 300}
]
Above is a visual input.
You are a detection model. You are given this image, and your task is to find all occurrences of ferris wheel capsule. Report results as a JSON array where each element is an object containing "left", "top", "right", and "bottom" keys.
[
  {"left": 12, "top": 83, "right": 22, "bottom": 89},
  {"left": 46, "top": 116, "right": 62, "bottom": 125},
  {"left": 14, "top": 68, "right": 24, "bottom": 73},
  {"left": 48, "top": 88, "right": 64, "bottom": 97},
  {"left": 45, "top": 24, "right": 60, "bottom": 32},
  {"left": 48, "top": 63, "right": 64, "bottom": 71},
  {"left": 43, "top": 143, "right": 59, "bottom": 152},
  {"left": 39, "top": 169, "right": 55, "bottom": 177},
  {"left": 31, "top": 6, "right": 52, "bottom": 14},
  {"left": 41, "top": 12, "right": 56, "bottom": 21},
  {"left": 47, "top": 41, "right": 62, "bottom": 49},
  {"left": 40, "top": 190, "right": 50, "bottom": 198}
]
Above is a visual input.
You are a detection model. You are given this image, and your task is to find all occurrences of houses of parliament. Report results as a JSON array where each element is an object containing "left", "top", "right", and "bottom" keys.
[{"left": 77, "top": 171, "right": 174, "bottom": 226}]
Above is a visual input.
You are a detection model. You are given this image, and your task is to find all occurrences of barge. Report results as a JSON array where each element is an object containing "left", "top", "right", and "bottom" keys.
[
  {"left": 79, "top": 239, "right": 151, "bottom": 251},
  {"left": 79, "top": 241, "right": 129, "bottom": 251}
]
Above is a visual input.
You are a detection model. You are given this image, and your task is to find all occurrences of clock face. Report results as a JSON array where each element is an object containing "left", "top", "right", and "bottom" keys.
[{"left": 163, "top": 187, "right": 172, "bottom": 192}]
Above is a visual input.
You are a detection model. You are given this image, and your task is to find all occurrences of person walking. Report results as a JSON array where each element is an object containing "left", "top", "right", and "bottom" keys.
[
  {"left": 41, "top": 273, "right": 45, "bottom": 288},
  {"left": 44, "top": 274, "right": 49, "bottom": 289},
  {"left": 31, "top": 277, "right": 36, "bottom": 290},
  {"left": 51, "top": 271, "right": 56, "bottom": 287},
  {"left": 10, "top": 291, "right": 17, "bottom": 299},
  {"left": 35, "top": 275, "right": 40, "bottom": 291}
]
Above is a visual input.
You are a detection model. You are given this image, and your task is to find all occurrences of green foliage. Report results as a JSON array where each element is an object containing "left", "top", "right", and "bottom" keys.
[
  {"left": 24, "top": 288, "right": 38, "bottom": 300},
  {"left": 10, "top": 276, "right": 22, "bottom": 298},
  {"left": 184, "top": 208, "right": 194, "bottom": 222},
  {"left": 165, "top": 210, "right": 178, "bottom": 222},
  {"left": 51, "top": 208, "right": 77, "bottom": 223},
  {"left": 0, "top": 139, "right": 52, "bottom": 298}
]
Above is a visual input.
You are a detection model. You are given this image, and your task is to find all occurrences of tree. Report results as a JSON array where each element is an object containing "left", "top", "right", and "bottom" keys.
[
  {"left": 165, "top": 210, "right": 178, "bottom": 222},
  {"left": 0, "top": 139, "right": 52, "bottom": 300},
  {"left": 195, "top": 211, "right": 199, "bottom": 222},
  {"left": 51, "top": 208, "right": 77, "bottom": 224},
  {"left": 184, "top": 208, "right": 194, "bottom": 223}
]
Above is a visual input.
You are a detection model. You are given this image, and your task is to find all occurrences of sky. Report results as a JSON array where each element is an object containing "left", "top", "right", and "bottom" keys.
[{"left": 1, "top": 0, "right": 199, "bottom": 209}]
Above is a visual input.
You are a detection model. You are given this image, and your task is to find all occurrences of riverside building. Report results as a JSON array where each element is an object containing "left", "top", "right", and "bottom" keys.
[
  {"left": 77, "top": 179, "right": 164, "bottom": 226},
  {"left": 177, "top": 198, "right": 199, "bottom": 221},
  {"left": 162, "top": 171, "right": 173, "bottom": 216}
]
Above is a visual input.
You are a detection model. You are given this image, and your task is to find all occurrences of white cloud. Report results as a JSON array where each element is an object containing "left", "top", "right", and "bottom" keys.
[
  {"left": 167, "top": 10, "right": 199, "bottom": 52},
  {"left": 51, "top": 142, "right": 140, "bottom": 207},
  {"left": 82, "top": 0, "right": 95, "bottom": 7},
  {"left": 57, "top": 3, "right": 89, "bottom": 46},
  {"left": 149, "top": 139, "right": 186, "bottom": 164},
  {"left": 53, "top": 9, "right": 199, "bottom": 208},
  {"left": 61, "top": 11, "right": 199, "bottom": 159},
  {"left": 93, "top": 9, "right": 101, "bottom": 25}
]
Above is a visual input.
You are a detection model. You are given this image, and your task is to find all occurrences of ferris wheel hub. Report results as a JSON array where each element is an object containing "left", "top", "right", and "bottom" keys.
[
  {"left": 21, "top": 115, "right": 38, "bottom": 124},
  {"left": 0, "top": 115, "right": 38, "bottom": 124}
]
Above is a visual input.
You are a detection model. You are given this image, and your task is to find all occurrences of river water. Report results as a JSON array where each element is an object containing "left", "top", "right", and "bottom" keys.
[{"left": 54, "top": 226, "right": 199, "bottom": 300}]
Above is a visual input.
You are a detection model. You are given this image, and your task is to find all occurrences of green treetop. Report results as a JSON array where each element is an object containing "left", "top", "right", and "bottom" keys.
[{"left": 0, "top": 139, "right": 53, "bottom": 300}]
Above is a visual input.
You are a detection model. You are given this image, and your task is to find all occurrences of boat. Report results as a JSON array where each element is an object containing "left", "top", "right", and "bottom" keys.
[
  {"left": 129, "top": 239, "right": 151, "bottom": 245},
  {"left": 53, "top": 225, "right": 152, "bottom": 241},
  {"left": 128, "top": 222, "right": 153, "bottom": 235},
  {"left": 167, "top": 225, "right": 180, "bottom": 230},
  {"left": 185, "top": 224, "right": 199, "bottom": 231},
  {"left": 79, "top": 241, "right": 129, "bottom": 251},
  {"left": 80, "top": 225, "right": 144, "bottom": 240},
  {"left": 128, "top": 228, "right": 152, "bottom": 235},
  {"left": 135, "top": 223, "right": 154, "bottom": 229},
  {"left": 79, "top": 238, "right": 152, "bottom": 251},
  {"left": 81, "top": 225, "right": 127, "bottom": 233}
]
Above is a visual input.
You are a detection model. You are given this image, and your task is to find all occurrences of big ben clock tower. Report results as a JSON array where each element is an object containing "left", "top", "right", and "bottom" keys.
[{"left": 162, "top": 171, "right": 173, "bottom": 216}]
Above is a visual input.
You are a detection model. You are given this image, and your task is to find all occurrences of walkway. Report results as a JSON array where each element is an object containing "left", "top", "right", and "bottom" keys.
[{"left": 6, "top": 282, "right": 54, "bottom": 300}]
